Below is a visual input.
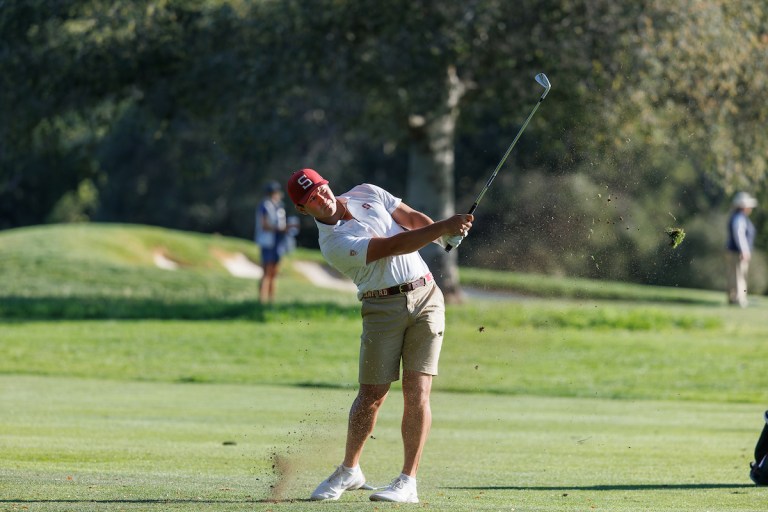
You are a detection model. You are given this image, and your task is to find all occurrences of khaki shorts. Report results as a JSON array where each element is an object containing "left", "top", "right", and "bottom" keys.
[{"left": 359, "top": 282, "right": 445, "bottom": 384}]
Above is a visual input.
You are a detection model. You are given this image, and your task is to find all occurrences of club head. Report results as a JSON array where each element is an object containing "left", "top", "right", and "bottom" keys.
[{"left": 535, "top": 73, "right": 551, "bottom": 99}]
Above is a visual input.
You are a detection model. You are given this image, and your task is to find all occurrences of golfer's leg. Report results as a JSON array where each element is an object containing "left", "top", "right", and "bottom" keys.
[
  {"left": 344, "top": 383, "right": 390, "bottom": 468},
  {"left": 400, "top": 370, "right": 433, "bottom": 477}
]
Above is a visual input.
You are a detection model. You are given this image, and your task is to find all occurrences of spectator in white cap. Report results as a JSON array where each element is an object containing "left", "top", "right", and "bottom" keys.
[
  {"left": 286, "top": 168, "right": 473, "bottom": 503},
  {"left": 726, "top": 191, "right": 758, "bottom": 307}
]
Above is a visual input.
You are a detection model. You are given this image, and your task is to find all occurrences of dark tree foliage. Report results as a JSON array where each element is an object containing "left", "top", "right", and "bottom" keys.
[{"left": 1, "top": 0, "right": 766, "bottom": 292}]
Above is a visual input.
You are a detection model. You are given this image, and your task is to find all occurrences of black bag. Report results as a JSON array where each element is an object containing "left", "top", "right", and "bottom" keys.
[
  {"left": 751, "top": 455, "right": 768, "bottom": 486},
  {"left": 750, "top": 410, "right": 768, "bottom": 486}
]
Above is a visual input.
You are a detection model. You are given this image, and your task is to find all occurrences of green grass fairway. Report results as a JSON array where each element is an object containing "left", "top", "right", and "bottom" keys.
[
  {"left": 1, "top": 376, "right": 766, "bottom": 511},
  {"left": 2, "top": 223, "right": 768, "bottom": 511},
  {"left": 1, "top": 304, "right": 766, "bottom": 402}
]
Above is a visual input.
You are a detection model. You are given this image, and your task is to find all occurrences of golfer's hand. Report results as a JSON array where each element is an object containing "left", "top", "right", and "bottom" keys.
[
  {"left": 448, "top": 214, "right": 473, "bottom": 237},
  {"left": 442, "top": 214, "right": 473, "bottom": 252}
]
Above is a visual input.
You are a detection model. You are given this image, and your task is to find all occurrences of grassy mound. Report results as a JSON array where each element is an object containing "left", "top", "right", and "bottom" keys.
[
  {"left": 0, "top": 223, "right": 356, "bottom": 319},
  {"left": 0, "top": 223, "right": 728, "bottom": 320}
]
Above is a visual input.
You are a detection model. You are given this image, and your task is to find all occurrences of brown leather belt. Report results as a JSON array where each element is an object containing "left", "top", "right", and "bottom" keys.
[{"left": 361, "top": 273, "right": 433, "bottom": 299}]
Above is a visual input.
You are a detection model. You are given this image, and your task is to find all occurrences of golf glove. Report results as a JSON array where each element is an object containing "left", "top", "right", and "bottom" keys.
[{"left": 441, "top": 234, "right": 464, "bottom": 249}]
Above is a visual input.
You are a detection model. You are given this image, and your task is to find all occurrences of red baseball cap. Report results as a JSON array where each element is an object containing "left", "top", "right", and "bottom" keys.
[{"left": 287, "top": 168, "right": 329, "bottom": 206}]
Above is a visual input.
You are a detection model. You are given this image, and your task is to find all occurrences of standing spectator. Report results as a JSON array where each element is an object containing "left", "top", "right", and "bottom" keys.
[
  {"left": 726, "top": 191, "right": 758, "bottom": 307},
  {"left": 255, "top": 180, "right": 287, "bottom": 303},
  {"left": 286, "top": 168, "right": 472, "bottom": 503}
]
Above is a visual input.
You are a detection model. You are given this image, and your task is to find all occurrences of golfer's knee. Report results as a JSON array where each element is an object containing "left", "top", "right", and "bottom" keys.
[
  {"left": 356, "top": 384, "right": 389, "bottom": 408},
  {"left": 403, "top": 384, "right": 431, "bottom": 408}
]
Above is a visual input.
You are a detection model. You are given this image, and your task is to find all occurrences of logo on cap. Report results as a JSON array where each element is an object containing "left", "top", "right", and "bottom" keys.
[{"left": 297, "top": 174, "right": 314, "bottom": 190}]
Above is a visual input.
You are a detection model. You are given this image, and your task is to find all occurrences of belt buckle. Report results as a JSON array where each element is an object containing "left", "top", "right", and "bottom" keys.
[{"left": 398, "top": 283, "right": 408, "bottom": 294}]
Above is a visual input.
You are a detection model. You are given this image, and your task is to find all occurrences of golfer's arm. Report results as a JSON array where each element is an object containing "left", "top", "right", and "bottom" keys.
[
  {"left": 392, "top": 202, "right": 434, "bottom": 230},
  {"left": 365, "top": 203, "right": 444, "bottom": 264},
  {"left": 366, "top": 222, "right": 449, "bottom": 264}
]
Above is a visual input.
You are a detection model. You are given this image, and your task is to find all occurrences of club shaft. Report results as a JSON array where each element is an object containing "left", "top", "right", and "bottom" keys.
[
  {"left": 470, "top": 98, "right": 542, "bottom": 209},
  {"left": 445, "top": 96, "right": 546, "bottom": 253}
]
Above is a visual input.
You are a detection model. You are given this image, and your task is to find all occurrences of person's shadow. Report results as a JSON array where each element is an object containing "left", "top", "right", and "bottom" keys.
[{"left": 443, "top": 483, "right": 754, "bottom": 491}]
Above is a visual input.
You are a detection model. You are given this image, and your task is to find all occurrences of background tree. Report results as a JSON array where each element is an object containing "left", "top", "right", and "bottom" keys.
[{"left": 1, "top": 0, "right": 766, "bottom": 294}]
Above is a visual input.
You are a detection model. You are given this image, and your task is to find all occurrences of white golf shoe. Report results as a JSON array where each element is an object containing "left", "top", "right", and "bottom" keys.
[
  {"left": 369, "top": 474, "right": 419, "bottom": 503},
  {"left": 310, "top": 465, "right": 367, "bottom": 501}
]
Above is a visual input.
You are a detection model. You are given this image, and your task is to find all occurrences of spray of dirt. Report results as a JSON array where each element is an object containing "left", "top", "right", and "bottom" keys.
[
  {"left": 261, "top": 390, "right": 357, "bottom": 502},
  {"left": 266, "top": 451, "right": 297, "bottom": 502}
]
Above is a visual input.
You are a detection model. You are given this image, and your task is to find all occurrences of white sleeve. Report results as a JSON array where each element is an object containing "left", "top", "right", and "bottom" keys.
[{"left": 365, "top": 183, "right": 401, "bottom": 214}]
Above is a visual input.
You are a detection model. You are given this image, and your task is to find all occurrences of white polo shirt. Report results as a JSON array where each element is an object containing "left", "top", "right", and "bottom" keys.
[{"left": 316, "top": 184, "right": 431, "bottom": 300}]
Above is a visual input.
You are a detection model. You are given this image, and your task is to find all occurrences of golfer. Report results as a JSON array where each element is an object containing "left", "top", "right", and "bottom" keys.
[{"left": 286, "top": 168, "right": 472, "bottom": 503}]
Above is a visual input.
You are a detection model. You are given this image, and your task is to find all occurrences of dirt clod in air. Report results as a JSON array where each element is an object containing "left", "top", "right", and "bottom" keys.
[{"left": 665, "top": 227, "right": 686, "bottom": 249}]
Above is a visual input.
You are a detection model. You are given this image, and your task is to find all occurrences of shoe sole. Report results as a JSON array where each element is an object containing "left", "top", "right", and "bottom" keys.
[
  {"left": 369, "top": 494, "right": 419, "bottom": 503},
  {"left": 310, "top": 481, "right": 367, "bottom": 501}
]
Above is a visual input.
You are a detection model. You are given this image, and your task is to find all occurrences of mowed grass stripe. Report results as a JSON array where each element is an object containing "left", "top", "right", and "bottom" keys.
[{"left": 1, "top": 301, "right": 766, "bottom": 402}]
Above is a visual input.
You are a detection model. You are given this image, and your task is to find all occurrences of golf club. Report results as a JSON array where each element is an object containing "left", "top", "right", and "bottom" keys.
[{"left": 446, "top": 72, "right": 551, "bottom": 252}]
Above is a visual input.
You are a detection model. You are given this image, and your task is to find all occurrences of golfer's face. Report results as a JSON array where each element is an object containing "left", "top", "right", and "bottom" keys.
[{"left": 303, "top": 185, "right": 336, "bottom": 218}]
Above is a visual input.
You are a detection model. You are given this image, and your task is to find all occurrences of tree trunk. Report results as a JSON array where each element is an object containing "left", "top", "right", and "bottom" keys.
[{"left": 407, "top": 66, "right": 467, "bottom": 304}]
